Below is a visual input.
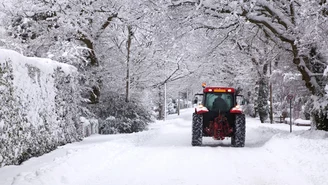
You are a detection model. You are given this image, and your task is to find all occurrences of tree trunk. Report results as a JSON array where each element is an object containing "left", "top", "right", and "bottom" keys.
[
  {"left": 157, "top": 86, "right": 164, "bottom": 120},
  {"left": 258, "top": 76, "right": 269, "bottom": 123},
  {"left": 76, "top": 14, "right": 117, "bottom": 66},
  {"left": 125, "top": 25, "right": 133, "bottom": 102},
  {"left": 291, "top": 44, "right": 328, "bottom": 130},
  {"left": 77, "top": 32, "right": 98, "bottom": 66},
  {"left": 248, "top": 15, "right": 328, "bottom": 129}
]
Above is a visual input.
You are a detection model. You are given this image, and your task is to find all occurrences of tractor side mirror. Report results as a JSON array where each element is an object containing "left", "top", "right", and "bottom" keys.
[
  {"left": 193, "top": 93, "right": 203, "bottom": 105},
  {"left": 193, "top": 97, "right": 198, "bottom": 104}
]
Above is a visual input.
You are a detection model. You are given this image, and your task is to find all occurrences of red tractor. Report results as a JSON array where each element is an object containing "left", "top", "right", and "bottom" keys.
[{"left": 192, "top": 85, "right": 246, "bottom": 147}]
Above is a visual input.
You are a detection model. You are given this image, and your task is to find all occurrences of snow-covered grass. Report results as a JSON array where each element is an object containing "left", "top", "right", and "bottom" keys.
[{"left": 0, "top": 108, "right": 327, "bottom": 185}]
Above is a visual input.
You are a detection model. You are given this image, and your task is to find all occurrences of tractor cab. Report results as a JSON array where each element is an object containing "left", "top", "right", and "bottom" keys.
[
  {"left": 194, "top": 86, "right": 242, "bottom": 114},
  {"left": 203, "top": 87, "right": 235, "bottom": 112},
  {"left": 192, "top": 84, "right": 246, "bottom": 147}
]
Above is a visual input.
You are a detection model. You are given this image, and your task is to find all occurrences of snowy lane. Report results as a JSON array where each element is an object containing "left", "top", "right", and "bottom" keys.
[{"left": 1, "top": 109, "right": 328, "bottom": 185}]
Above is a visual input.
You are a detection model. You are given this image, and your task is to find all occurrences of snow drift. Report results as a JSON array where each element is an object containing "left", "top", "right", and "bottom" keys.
[{"left": 0, "top": 49, "right": 82, "bottom": 167}]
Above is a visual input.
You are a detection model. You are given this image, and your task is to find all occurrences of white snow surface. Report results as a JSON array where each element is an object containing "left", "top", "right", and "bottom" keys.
[{"left": 0, "top": 108, "right": 328, "bottom": 185}]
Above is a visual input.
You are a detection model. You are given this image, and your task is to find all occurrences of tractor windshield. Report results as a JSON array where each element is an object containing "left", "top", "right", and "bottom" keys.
[{"left": 205, "top": 93, "right": 234, "bottom": 112}]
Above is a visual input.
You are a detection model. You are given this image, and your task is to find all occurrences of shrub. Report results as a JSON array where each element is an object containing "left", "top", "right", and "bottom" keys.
[{"left": 88, "top": 92, "right": 154, "bottom": 134}]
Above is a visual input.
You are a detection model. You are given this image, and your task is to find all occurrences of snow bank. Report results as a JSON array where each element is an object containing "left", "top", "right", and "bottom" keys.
[
  {"left": 294, "top": 118, "right": 311, "bottom": 126},
  {"left": 0, "top": 49, "right": 82, "bottom": 167}
]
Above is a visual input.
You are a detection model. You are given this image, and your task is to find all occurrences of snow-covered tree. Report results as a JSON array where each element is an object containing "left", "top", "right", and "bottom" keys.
[{"left": 169, "top": 0, "right": 328, "bottom": 130}]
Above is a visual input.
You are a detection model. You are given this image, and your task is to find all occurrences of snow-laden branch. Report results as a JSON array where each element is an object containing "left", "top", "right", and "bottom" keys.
[
  {"left": 193, "top": 21, "right": 238, "bottom": 31},
  {"left": 196, "top": 0, "right": 203, "bottom": 10},
  {"left": 162, "top": 60, "right": 181, "bottom": 84},
  {"left": 256, "top": 1, "right": 294, "bottom": 30},
  {"left": 95, "top": 13, "right": 118, "bottom": 40},
  {"left": 170, "top": 0, "right": 198, "bottom": 7},
  {"left": 246, "top": 13, "right": 295, "bottom": 43},
  {"left": 0, "top": 79, "right": 8, "bottom": 86},
  {"left": 149, "top": 58, "right": 194, "bottom": 88},
  {"left": 295, "top": 56, "right": 325, "bottom": 96},
  {"left": 205, "top": 24, "right": 240, "bottom": 56},
  {"left": 170, "top": 0, "right": 295, "bottom": 43}
]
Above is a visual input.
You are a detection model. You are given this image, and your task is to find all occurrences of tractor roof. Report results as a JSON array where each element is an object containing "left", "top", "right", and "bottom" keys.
[{"left": 203, "top": 87, "right": 235, "bottom": 93}]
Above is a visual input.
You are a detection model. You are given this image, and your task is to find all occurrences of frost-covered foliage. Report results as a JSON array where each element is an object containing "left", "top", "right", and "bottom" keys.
[
  {"left": 53, "top": 68, "right": 83, "bottom": 142},
  {"left": 168, "top": 0, "right": 328, "bottom": 130},
  {"left": 80, "top": 117, "right": 98, "bottom": 137},
  {"left": 311, "top": 96, "right": 328, "bottom": 131},
  {"left": 0, "top": 49, "right": 82, "bottom": 167},
  {"left": 243, "top": 103, "right": 256, "bottom": 118},
  {"left": 270, "top": 61, "right": 312, "bottom": 120},
  {"left": 88, "top": 92, "right": 154, "bottom": 134}
]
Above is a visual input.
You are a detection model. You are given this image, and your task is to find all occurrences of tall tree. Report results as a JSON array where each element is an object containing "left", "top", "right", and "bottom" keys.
[{"left": 169, "top": 0, "right": 328, "bottom": 129}]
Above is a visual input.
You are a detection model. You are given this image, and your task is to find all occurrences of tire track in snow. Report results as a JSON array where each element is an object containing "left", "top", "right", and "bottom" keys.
[
  {"left": 1, "top": 109, "right": 326, "bottom": 185},
  {"left": 80, "top": 111, "right": 313, "bottom": 185}
]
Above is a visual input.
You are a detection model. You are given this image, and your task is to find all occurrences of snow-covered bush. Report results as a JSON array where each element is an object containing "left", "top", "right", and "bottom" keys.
[
  {"left": 88, "top": 92, "right": 154, "bottom": 134},
  {"left": 311, "top": 96, "right": 328, "bottom": 131},
  {"left": 243, "top": 103, "right": 256, "bottom": 117},
  {"left": 80, "top": 117, "right": 99, "bottom": 137},
  {"left": 0, "top": 49, "right": 82, "bottom": 167}
]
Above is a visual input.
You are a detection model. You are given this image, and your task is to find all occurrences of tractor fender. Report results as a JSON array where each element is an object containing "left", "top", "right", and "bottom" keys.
[
  {"left": 230, "top": 105, "right": 243, "bottom": 114},
  {"left": 195, "top": 106, "right": 209, "bottom": 115}
]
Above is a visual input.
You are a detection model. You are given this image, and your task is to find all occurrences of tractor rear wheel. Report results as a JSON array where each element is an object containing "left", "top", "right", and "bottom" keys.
[
  {"left": 192, "top": 113, "right": 203, "bottom": 146},
  {"left": 231, "top": 114, "right": 245, "bottom": 147}
]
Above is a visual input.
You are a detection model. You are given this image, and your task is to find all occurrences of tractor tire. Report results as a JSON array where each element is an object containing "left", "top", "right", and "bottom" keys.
[
  {"left": 231, "top": 114, "right": 246, "bottom": 147},
  {"left": 192, "top": 113, "right": 203, "bottom": 146}
]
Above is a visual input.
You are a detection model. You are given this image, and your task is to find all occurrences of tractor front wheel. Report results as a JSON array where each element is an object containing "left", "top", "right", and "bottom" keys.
[
  {"left": 192, "top": 113, "right": 203, "bottom": 146},
  {"left": 231, "top": 114, "right": 246, "bottom": 147}
]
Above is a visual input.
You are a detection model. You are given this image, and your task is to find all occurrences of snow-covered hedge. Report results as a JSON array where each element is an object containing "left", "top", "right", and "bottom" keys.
[
  {"left": 0, "top": 49, "right": 82, "bottom": 167},
  {"left": 88, "top": 92, "right": 154, "bottom": 134}
]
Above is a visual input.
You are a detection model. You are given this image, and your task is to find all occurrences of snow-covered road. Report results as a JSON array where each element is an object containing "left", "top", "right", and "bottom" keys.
[{"left": 1, "top": 108, "right": 328, "bottom": 185}]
